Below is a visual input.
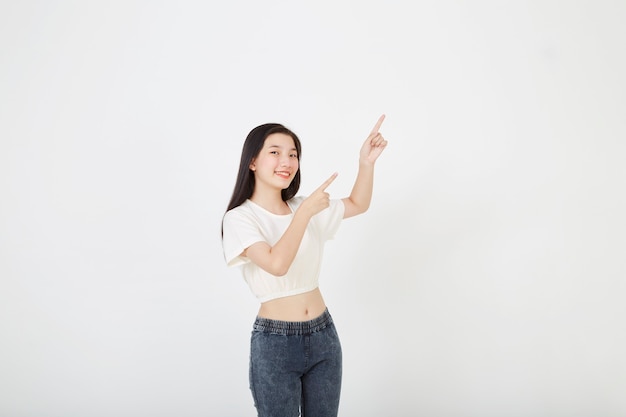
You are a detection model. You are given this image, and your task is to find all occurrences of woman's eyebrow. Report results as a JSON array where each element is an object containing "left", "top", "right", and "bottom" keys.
[{"left": 267, "top": 144, "right": 297, "bottom": 152}]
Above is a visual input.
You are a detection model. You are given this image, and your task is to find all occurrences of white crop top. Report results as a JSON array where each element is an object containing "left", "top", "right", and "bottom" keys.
[{"left": 222, "top": 197, "right": 345, "bottom": 302}]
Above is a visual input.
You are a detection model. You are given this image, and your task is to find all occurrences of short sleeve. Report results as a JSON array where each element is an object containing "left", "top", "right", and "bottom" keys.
[
  {"left": 312, "top": 199, "right": 345, "bottom": 241},
  {"left": 222, "top": 209, "right": 266, "bottom": 267}
]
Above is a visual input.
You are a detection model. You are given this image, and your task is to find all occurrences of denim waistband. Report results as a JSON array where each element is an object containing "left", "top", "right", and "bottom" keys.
[{"left": 252, "top": 308, "right": 333, "bottom": 336}]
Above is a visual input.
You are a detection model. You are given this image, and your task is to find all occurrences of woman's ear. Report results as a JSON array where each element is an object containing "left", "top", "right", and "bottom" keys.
[{"left": 249, "top": 159, "right": 256, "bottom": 171}]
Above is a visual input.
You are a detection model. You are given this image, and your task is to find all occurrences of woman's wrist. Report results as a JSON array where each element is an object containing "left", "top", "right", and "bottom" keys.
[{"left": 358, "top": 158, "right": 376, "bottom": 169}]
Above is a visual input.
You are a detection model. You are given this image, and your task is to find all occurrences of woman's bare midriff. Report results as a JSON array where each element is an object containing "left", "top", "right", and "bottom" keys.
[{"left": 257, "top": 288, "right": 327, "bottom": 322}]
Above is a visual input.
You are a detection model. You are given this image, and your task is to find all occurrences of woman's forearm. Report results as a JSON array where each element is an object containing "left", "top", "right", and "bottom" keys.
[
  {"left": 265, "top": 210, "right": 310, "bottom": 275},
  {"left": 246, "top": 174, "right": 337, "bottom": 276},
  {"left": 245, "top": 210, "right": 310, "bottom": 276},
  {"left": 343, "top": 162, "right": 375, "bottom": 218}
]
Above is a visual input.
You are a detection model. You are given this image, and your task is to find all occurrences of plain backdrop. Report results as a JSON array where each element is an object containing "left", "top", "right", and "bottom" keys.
[{"left": 1, "top": 1, "right": 625, "bottom": 416}]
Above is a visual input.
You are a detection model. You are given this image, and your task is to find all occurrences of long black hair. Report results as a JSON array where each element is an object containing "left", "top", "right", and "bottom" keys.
[{"left": 225, "top": 123, "right": 302, "bottom": 213}]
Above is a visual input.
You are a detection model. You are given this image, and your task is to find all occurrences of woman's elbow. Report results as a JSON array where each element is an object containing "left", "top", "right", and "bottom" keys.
[
  {"left": 266, "top": 260, "right": 290, "bottom": 277},
  {"left": 272, "top": 267, "right": 289, "bottom": 277},
  {"left": 343, "top": 198, "right": 370, "bottom": 218}
]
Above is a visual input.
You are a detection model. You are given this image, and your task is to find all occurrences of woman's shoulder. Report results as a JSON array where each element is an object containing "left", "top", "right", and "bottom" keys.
[{"left": 224, "top": 200, "right": 255, "bottom": 220}]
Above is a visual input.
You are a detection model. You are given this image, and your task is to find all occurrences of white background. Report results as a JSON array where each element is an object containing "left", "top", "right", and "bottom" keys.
[{"left": 1, "top": 1, "right": 625, "bottom": 416}]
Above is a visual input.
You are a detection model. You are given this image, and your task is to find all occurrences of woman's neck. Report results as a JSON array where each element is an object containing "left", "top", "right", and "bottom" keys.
[{"left": 250, "top": 190, "right": 291, "bottom": 215}]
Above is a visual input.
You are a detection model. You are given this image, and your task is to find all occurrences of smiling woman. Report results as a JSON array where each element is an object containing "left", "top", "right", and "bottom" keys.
[
  {"left": 223, "top": 124, "right": 303, "bottom": 218},
  {"left": 249, "top": 133, "right": 300, "bottom": 209},
  {"left": 221, "top": 117, "right": 387, "bottom": 417}
]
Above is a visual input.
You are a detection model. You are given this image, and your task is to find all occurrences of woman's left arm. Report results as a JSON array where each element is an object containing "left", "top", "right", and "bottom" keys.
[{"left": 342, "top": 114, "right": 388, "bottom": 219}]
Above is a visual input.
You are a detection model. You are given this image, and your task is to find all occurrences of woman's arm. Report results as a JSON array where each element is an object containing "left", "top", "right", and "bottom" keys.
[
  {"left": 342, "top": 114, "right": 388, "bottom": 219},
  {"left": 245, "top": 173, "right": 338, "bottom": 276}
]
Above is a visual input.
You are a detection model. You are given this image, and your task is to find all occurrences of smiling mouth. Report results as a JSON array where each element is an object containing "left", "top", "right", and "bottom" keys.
[{"left": 275, "top": 171, "right": 291, "bottom": 178}]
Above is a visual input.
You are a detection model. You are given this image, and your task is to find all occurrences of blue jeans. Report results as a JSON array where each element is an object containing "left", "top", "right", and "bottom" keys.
[{"left": 249, "top": 309, "right": 342, "bottom": 417}]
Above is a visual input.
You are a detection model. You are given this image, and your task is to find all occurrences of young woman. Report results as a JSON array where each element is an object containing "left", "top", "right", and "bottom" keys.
[{"left": 222, "top": 115, "right": 387, "bottom": 417}]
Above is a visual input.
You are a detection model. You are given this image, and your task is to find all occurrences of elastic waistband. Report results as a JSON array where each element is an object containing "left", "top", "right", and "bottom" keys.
[{"left": 253, "top": 308, "right": 333, "bottom": 336}]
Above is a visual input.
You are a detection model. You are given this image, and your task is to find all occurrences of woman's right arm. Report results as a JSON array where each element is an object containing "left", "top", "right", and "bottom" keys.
[{"left": 244, "top": 173, "right": 338, "bottom": 276}]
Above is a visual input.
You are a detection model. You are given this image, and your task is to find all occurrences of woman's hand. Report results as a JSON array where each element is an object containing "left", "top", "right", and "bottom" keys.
[
  {"left": 359, "top": 114, "right": 388, "bottom": 165},
  {"left": 297, "top": 172, "right": 338, "bottom": 219}
]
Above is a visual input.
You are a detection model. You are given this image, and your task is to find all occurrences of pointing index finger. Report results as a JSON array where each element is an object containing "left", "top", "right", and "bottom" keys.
[
  {"left": 370, "top": 114, "right": 386, "bottom": 135},
  {"left": 316, "top": 172, "right": 338, "bottom": 192}
]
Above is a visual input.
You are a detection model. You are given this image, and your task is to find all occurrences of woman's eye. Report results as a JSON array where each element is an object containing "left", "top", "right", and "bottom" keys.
[
  {"left": 270, "top": 151, "right": 279, "bottom": 155},
  {"left": 290, "top": 154, "right": 297, "bottom": 158}
]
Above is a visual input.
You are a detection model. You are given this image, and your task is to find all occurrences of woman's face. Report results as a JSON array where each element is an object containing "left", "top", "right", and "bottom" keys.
[{"left": 249, "top": 133, "right": 299, "bottom": 191}]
